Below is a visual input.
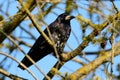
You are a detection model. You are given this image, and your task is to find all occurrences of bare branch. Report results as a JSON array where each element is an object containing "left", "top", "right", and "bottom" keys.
[
  {"left": 0, "top": 0, "right": 36, "bottom": 43},
  {"left": 0, "top": 68, "right": 27, "bottom": 80},
  {"left": 61, "top": 11, "right": 120, "bottom": 61},
  {"left": 0, "top": 52, "right": 38, "bottom": 80},
  {"left": 18, "top": 0, "right": 53, "bottom": 48},
  {"left": 68, "top": 42, "right": 120, "bottom": 79},
  {"left": 0, "top": 30, "right": 50, "bottom": 80}
]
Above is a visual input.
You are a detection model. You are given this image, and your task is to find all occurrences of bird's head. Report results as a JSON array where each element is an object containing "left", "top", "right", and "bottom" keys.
[{"left": 56, "top": 13, "right": 75, "bottom": 23}]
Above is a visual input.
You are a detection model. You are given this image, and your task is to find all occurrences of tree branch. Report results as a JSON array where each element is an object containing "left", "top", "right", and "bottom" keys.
[
  {"left": 69, "top": 42, "right": 120, "bottom": 80},
  {"left": 18, "top": 0, "right": 53, "bottom": 47},
  {"left": 45, "top": 11, "right": 120, "bottom": 79},
  {"left": 0, "top": 0, "right": 36, "bottom": 43},
  {"left": 61, "top": 11, "right": 120, "bottom": 61},
  {"left": 0, "top": 68, "right": 27, "bottom": 80},
  {"left": 0, "top": 52, "right": 38, "bottom": 80}
]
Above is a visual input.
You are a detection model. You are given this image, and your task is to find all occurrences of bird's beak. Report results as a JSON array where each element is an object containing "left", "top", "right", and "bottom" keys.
[{"left": 65, "top": 15, "right": 75, "bottom": 20}]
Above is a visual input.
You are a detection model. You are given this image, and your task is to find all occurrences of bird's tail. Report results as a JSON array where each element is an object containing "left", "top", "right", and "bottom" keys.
[
  {"left": 18, "top": 50, "right": 50, "bottom": 70},
  {"left": 18, "top": 35, "right": 53, "bottom": 70},
  {"left": 18, "top": 41, "right": 52, "bottom": 70}
]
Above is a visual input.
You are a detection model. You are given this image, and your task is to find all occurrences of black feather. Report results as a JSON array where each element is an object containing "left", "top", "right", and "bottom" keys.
[{"left": 18, "top": 13, "right": 74, "bottom": 70}]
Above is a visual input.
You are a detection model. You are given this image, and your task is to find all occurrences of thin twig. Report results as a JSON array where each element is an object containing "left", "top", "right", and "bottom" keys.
[
  {"left": 18, "top": 0, "right": 53, "bottom": 47},
  {"left": 69, "top": 42, "right": 120, "bottom": 79},
  {"left": 71, "top": 30, "right": 80, "bottom": 44},
  {"left": 0, "top": 30, "right": 49, "bottom": 80},
  {"left": 0, "top": 52, "right": 38, "bottom": 80},
  {"left": 0, "top": 0, "right": 36, "bottom": 43},
  {"left": 45, "top": 11, "right": 120, "bottom": 79},
  {"left": 10, "top": 35, "right": 32, "bottom": 48},
  {"left": 0, "top": 67, "right": 26, "bottom": 80},
  {"left": 17, "top": 0, "right": 51, "bottom": 79},
  {"left": 19, "top": 25, "right": 36, "bottom": 40},
  {"left": 36, "top": 0, "right": 60, "bottom": 62},
  {"left": 72, "top": 58, "right": 86, "bottom": 66},
  {"left": 111, "top": 0, "right": 119, "bottom": 13}
]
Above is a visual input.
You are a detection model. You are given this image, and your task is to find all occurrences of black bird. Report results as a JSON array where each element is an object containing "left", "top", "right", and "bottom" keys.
[{"left": 18, "top": 13, "right": 74, "bottom": 70}]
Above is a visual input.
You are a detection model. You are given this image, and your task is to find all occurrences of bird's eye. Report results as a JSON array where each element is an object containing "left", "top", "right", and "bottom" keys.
[
  {"left": 63, "top": 14, "right": 67, "bottom": 17},
  {"left": 63, "top": 15, "right": 68, "bottom": 20}
]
